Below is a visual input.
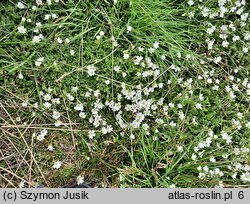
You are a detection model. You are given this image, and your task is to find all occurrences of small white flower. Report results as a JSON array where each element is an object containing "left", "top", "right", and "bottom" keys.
[
  {"left": 43, "top": 102, "right": 52, "bottom": 109},
  {"left": 99, "top": 31, "right": 105, "bottom": 36},
  {"left": 17, "top": 2, "right": 25, "bottom": 9},
  {"left": 70, "top": 50, "right": 75, "bottom": 56},
  {"left": 77, "top": 176, "right": 85, "bottom": 184},
  {"left": 123, "top": 53, "right": 129, "bottom": 60},
  {"left": 35, "top": 57, "right": 44, "bottom": 66},
  {"left": 222, "top": 41, "right": 229, "bottom": 47},
  {"left": 153, "top": 41, "right": 160, "bottom": 49},
  {"left": 127, "top": 25, "right": 132, "bottom": 33},
  {"left": 88, "top": 130, "right": 96, "bottom": 139},
  {"left": 54, "top": 120, "right": 62, "bottom": 127},
  {"left": 87, "top": 64, "right": 96, "bottom": 76},
  {"left": 243, "top": 47, "right": 248, "bottom": 53},
  {"left": 232, "top": 35, "right": 240, "bottom": 42},
  {"left": 213, "top": 56, "right": 222, "bottom": 64},
  {"left": 43, "top": 94, "right": 51, "bottom": 101},
  {"left": 79, "top": 112, "right": 86, "bottom": 119},
  {"left": 191, "top": 153, "right": 197, "bottom": 160},
  {"left": 195, "top": 103, "right": 203, "bottom": 110},
  {"left": 17, "top": 25, "right": 27, "bottom": 34},
  {"left": 210, "top": 157, "right": 216, "bottom": 163},
  {"left": 51, "top": 13, "right": 58, "bottom": 19},
  {"left": 74, "top": 104, "right": 83, "bottom": 111},
  {"left": 19, "top": 181, "right": 25, "bottom": 188},
  {"left": 138, "top": 47, "right": 144, "bottom": 52},
  {"left": 122, "top": 72, "right": 127, "bottom": 77},
  {"left": 177, "top": 146, "right": 183, "bottom": 152},
  {"left": 18, "top": 72, "right": 24, "bottom": 79},
  {"left": 47, "top": 145, "right": 54, "bottom": 151},
  {"left": 187, "top": 0, "right": 194, "bottom": 6},
  {"left": 37, "top": 134, "right": 45, "bottom": 141},
  {"left": 130, "top": 134, "right": 135, "bottom": 139},
  {"left": 65, "top": 38, "right": 70, "bottom": 43},
  {"left": 52, "top": 111, "right": 60, "bottom": 120},
  {"left": 22, "top": 100, "right": 28, "bottom": 107},
  {"left": 52, "top": 161, "right": 62, "bottom": 169},
  {"left": 57, "top": 37, "right": 63, "bottom": 43},
  {"left": 114, "top": 65, "right": 121, "bottom": 72},
  {"left": 71, "top": 86, "right": 78, "bottom": 92}
]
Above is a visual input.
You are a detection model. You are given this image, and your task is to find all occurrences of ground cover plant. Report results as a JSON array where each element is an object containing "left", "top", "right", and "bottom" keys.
[{"left": 0, "top": 0, "right": 249, "bottom": 188}]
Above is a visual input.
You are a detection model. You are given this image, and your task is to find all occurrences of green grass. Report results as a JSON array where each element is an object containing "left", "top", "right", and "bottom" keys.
[{"left": 0, "top": 0, "right": 249, "bottom": 188}]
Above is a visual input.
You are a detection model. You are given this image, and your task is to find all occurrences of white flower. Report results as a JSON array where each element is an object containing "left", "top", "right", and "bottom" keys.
[
  {"left": 54, "top": 120, "right": 62, "bottom": 127},
  {"left": 210, "top": 157, "right": 216, "bottom": 163},
  {"left": 36, "top": 0, "right": 43, "bottom": 5},
  {"left": 47, "top": 145, "right": 54, "bottom": 151},
  {"left": 114, "top": 65, "right": 120, "bottom": 72},
  {"left": 127, "top": 25, "right": 132, "bottom": 33},
  {"left": 100, "top": 31, "right": 105, "bottom": 36},
  {"left": 123, "top": 53, "right": 129, "bottom": 60},
  {"left": 88, "top": 130, "right": 96, "bottom": 139},
  {"left": 148, "top": 47, "right": 155, "bottom": 53},
  {"left": 79, "top": 112, "right": 86, "bottom": 119},
  {"left": 70, "top": 50, "right": 75, "bottom": 56},
  {"left": 153, "top": 41, "right": 160, "bottom": 49},
  {"left": 195, "top": 103, "right": 202, "bottom": 110},
  {"left": 52, "top": 111, "right": 60, "bottom": 120},
  {"left": 77, "top": 176, "right": 85, "bottom": 184},
  {"left": 74, "top": 104, "right": 83, "bottom": 111},
  {"left": 71, "top": 86, "right": 78, "bottom": 92},
  {"left": 18, "top": 72, "right": 24, "bottom": 79},
  {"left": 177, "top": 146, "right": 183, "bottom": 152},
  {"left": 222, "top": 41, "right": 229, "bottom": 47},
  {"left": 87, "top": 64, "right": 96, "bottom": 76},
  {"left": 22, "top": 100, "right": 28, "bottom": 107},
  {"left": 37, "top": 130, "right": 47, "bottom": 141},
  {"left": 52, "top": 161, "right": 62, "bottom": 169},
  {"left": 221, "top": 131, "right": 232, "bottom": 144},
  {"left": 240, "top": 173, "right": 250, "bottom": 182},
  {"left": 169, "top": 121, "right": 176, "bottom": 127},
  {"left": 232, "top": 35, "right": 240, "bottom": 42},
  {"left": 130, "top": 134, "right": 135, "bottom": 139},
  {"left": 51, "top": 13, "right": 58, "bottom": 19},
  {"left": 37, "top": 134, "right": 45, "bottom": 141},
  {"left": 35, "top": 57, "right": 44, "bottom": 67},
  {"left": 19, "top": 181, "right": 25, "bottom": 188},
  {"left": 187, "top": 0, "right": 194, "bottom": 6},
  {"left": 243, "top": 47, "right": 248, "bottom": 53},
  {"left": 138, "top": 47, "right": 144, "bottom": 52},
  {"left": 66, "top": 93, "right": 74, "bottom": 101},
  {"left": 32, "top": 34, "right": 44, "bottom": 43},
  {"left": 44, "top": 14, "right": 51, "bottom": 20},
  {"left": 65, "top": 38, "right": 70, "bottom": 43},
  {"left": 246, "top": 121, "right": 250, "bottom": 129},
  {"left": 17, "top": 2, "right": 25, "bottom": 9},
  {"left": 191, "top": 154, "right": 197, "bottom": 160},
  {"left": 57, "top": 37, "right": 63, "bottom": 43},
  {"left": 47, "top": 0, "right": 52, "bottom": 5},
  {"left": 43, "top": 94, "right": 51, "bottom": 101},
  {"left": 43, "top": 102, "right": 52, "bottom": 109},
  {"left": 213, "top": 56, "right": 222, "bottom": 64},
  {"left": 168, "top": 103, "right": 174, "bottom": 108},
  {"left": 17, "top": 25, "right": 27, "bottom": 34}
]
